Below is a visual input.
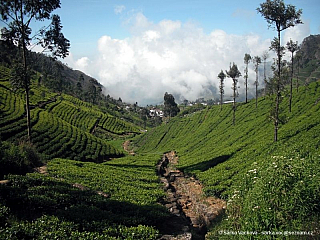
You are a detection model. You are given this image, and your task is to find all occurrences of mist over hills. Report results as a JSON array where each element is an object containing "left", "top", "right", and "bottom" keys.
[{"left": 1, "top": 34, "right": 319, "bottom": 107}]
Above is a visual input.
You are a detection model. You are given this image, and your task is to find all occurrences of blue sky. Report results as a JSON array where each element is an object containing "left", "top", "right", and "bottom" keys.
[
  {"left": 2, "top": 0, "right": 319, "bottom": 105},
  {"left": 54, "top": 0, "right": 319, "bottom": 59}
]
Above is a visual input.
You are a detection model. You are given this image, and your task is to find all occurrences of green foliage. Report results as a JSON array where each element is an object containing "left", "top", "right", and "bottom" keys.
[
  {"left": 163, "top": 92, "right": 180, "bottom": 117},
  {"left": 48, "top": 156, "right": 165, "bottom": 205},
  {"left": 0, "top": 71, "right": 145, "bottom": 162},
  {"left": 257, "top": 0, "right": 303, "bottom": 32},
  {"left": 208, "top": 153, "right": 319, "bottom": 239},
  {"left": 0, "top": 159, "right": 164, "bottom": 239},
  {"left": 134, "top": 82, "right": 320, "bottom": 235},
  {"left": 0, "top": 140, "right": 42, "bottom": 179}
]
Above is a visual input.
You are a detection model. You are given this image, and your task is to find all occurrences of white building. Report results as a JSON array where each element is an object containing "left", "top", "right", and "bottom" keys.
[{"left": 149, "top": 109, "right": 164, "bottom": 118}]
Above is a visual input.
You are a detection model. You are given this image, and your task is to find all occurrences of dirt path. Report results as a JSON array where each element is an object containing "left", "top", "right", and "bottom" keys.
[
  {"left": 157, "top": 151, "right": 226, "bottom": 240},
  {"left": 123, "top": 140, "right": 135, "bottom": 155}
]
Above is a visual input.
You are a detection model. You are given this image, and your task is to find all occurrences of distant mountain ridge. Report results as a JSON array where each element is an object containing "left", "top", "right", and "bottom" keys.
[
  {"left": 295, "top": 34, "right": 320, "bottom": 83},
  {"left": 299, "top": 34, "right": 320, "bottom": 64},
  {"left": 0, "top": 40, "right": 101, "bottom": 94}
]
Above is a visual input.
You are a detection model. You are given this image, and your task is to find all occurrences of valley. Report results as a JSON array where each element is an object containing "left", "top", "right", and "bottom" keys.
[{"left": 1, "top": 35, "right": 320, "bottom": 239}]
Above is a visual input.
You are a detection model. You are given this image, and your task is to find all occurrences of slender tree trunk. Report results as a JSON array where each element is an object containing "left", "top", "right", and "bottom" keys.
[
  {"left": 264, "top": 60, "right": 267, "bottom": 96},
  {"left": 289, "top": 51, "right": 294, "bottom": 112},
  {"left": 274, "top": 30, "right": 281, "bottom": 142},
  {"left": 296, "top": 58, "right": 299, "bottom": 93},
  {"left": 23, "top": 43, "right": 32, "bottom": 143},
  {"left": 20, "top": 10, "right": 32, "bottom": 143},
  {"left": 256, "top": 76, "right": 258, "bottom": 109},
  {"left": 245, "top": 65, "right": 248, "bottom": 103},
  {"left": 233, "top": 79, "right": 236, "bottom": 126},
  {"left": 220, "top": 91, "right": 223, "bottom": 111}
]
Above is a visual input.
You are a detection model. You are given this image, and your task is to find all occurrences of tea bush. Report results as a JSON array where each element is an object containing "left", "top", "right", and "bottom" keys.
[{"left": 0, "top": 140, "right": 42, "bottom": 179}]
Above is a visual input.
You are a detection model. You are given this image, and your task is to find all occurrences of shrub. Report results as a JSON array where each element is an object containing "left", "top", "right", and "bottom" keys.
[
  {"left": 0, "top": 139, "right": 43, "bottom": 179},
  {"left": 209, "top": 152, "right": 320, "bottom": 239}
]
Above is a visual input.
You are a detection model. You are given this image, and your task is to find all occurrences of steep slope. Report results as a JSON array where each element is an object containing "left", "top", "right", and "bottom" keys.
[
  {"left": 134, "top": 82, "right": 320, "bottom": 197},
  {"left": 0, "top": 65, "right": 141, "bottom": 162},
  {"left": 296, "top": 34, "right": 320, "bottom": 84},
  {"left": 134, "top": 81, "right": 320, "bottom": 236}
]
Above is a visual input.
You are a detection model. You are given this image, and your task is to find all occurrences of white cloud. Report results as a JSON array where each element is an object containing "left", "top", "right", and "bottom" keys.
[
  {"left": 67, "top": 12, "right": 309, "bottom": 106},
  {"left": 283, "top": 19, "right": 310, "bottom": 45},
  {"left": 75, "top": 57, "right": 90, "bottom": 70},
  {"left": 114, "top": 5, "right": 125, "bottom": 15}
]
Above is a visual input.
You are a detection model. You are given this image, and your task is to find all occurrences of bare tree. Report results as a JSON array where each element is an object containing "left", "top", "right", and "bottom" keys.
[
  {"left": 253, "top": 56, "right": 262, "bottom": 108},
  {"left": 218, "top": 70, "right": 226, "bottom": 111},
  {"left": 244, "top": 53, "right": 252, "bottom": 103},
  {"left": 226, "top": 63, "right": 241, "bottom": 125},
  {"left": 262, "top": 50, "right": 269, "bottom": 96},
  {"left": 295, "top": 52, "right": 301, "bottom": 92},
  {"left": 257, "top": 0, "right": 302, "bottom": 142},
  {"left": 286, "top": 39, "right": 299, "bottom": 112}
]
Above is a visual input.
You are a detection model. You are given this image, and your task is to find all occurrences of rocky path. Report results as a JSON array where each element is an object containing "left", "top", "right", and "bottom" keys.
[{"left": 157, "top": 151, "right": 226, "bottom": 240}]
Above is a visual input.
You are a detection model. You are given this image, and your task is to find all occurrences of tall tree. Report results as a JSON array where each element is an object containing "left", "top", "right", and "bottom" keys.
[
  {"left": 262, "top": 50, "right": 269, "bottom": 96},
  {"left": 76, "top": 81, "right": 83, "bottom": 99},
  {"left": 257, "top": 0, "right": 302, "bottom": 142},
  {"left": 0, "top": 0, "right": 70, "bottom": 142},
  {"left": 253, "top": 56, "right": 261, "bottom": 108},
  {"left": 163, "top": 92, "right": 180, "bottom": 118},
  {"left": 243, "top": 53, "right": 252, "bottom": 103},
  {"left": 79, "top": 74, "right": 85, "bottom": 83},
  {"left": 226, "top": 63, "right": 241, "bottom": 125},
  {"left": 286, "top": 39, "right": 298, "bottom": 112},
  {"left": 88, "top": 78, "right": 97, "bottom": 104},
  {"left": 295, "top": 52, "right": 301, "bottom": 92},
  {"left": 218, "top": 70, "right": 226, "bottom": 111}
]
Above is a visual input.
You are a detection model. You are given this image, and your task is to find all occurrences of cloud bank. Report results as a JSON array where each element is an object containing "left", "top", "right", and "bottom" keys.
[{"left": 65, "top": 12, "right": 309, "bottom": 106}]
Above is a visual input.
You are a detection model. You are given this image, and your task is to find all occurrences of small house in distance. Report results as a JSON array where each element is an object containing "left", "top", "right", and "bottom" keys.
[{"left": 149, "top": 108, "right": 164, "bottom": 118}]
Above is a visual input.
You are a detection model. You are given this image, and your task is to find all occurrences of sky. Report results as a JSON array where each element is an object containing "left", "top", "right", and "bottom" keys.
[{"left": 3, "top": 0, "right": 320, "bottom": 105}]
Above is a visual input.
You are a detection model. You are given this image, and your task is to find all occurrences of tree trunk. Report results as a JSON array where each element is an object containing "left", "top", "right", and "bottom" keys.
[
  {"left": 233, "top": 78, "right": 236, "bottom": 126},
  {"left": 220, "top": 82, "right": 223, "bottom": 111},
  {"left": 21, "top": 21, "right": 32, "bottom": 143},
  {"left": 289, "top": 51, "right": 293, "bottom": 112},
  {"left": 274, "top": 30, "right": 281, "bottom": 142},
  {"left": 245, "top": 65, "right": 248, "bottom": 103},
  {"left": 256, "top": 79, "right": 258, "bottom": 109},
  {"left": 296, "top": 58, "right": 299, "bottom": 92},
  {"left": 264, "top": 60, "right": 267, "bottom": 96}
]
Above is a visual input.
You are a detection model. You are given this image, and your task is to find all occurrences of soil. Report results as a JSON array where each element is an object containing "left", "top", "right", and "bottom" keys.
[
  {"left": 123, "top": 140, "right": 135, "bottom": 155},
  {"left": 35, "top": 165, "right": 48, "bottom": 175},
  {"left": 157, "top": 151, "right": 226, "bottom": 240}
]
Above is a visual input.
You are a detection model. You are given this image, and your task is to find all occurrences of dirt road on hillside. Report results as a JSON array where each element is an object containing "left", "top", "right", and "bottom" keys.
[{"left": 157, "top": 151, "right": 226, "bottom": 240}]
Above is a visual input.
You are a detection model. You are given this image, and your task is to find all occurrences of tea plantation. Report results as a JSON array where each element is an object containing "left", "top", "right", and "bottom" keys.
[
  {"left": 134, "top": 81, "right": 320, "bottom": 238},
  {"left": 1, "top": 58, "right": 319, "bottom": 239},
  {"left": 0, "top": 65, "right": 143, "bottom": 162}
]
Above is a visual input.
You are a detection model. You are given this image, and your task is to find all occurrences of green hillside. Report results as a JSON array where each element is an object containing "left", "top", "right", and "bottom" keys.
[
  {"left": 0, "top": 65, "right": 142, "bottom": 163},
  {"left": 133, "top": 81, "right": 320, "bottom": 237},
  {"left": 1, "top": 34, "right": 320, "bottom": 239},
  {"left": 134, "top": 82, "right": 320, "bottom": 197},
  {"left": 0, "top": 63, "right": 167, "bottom": 239}
]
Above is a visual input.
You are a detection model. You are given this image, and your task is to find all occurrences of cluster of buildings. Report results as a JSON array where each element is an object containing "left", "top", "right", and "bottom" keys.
[{"left": 149, "top": 108, "right": 164, "bottom": 118}]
